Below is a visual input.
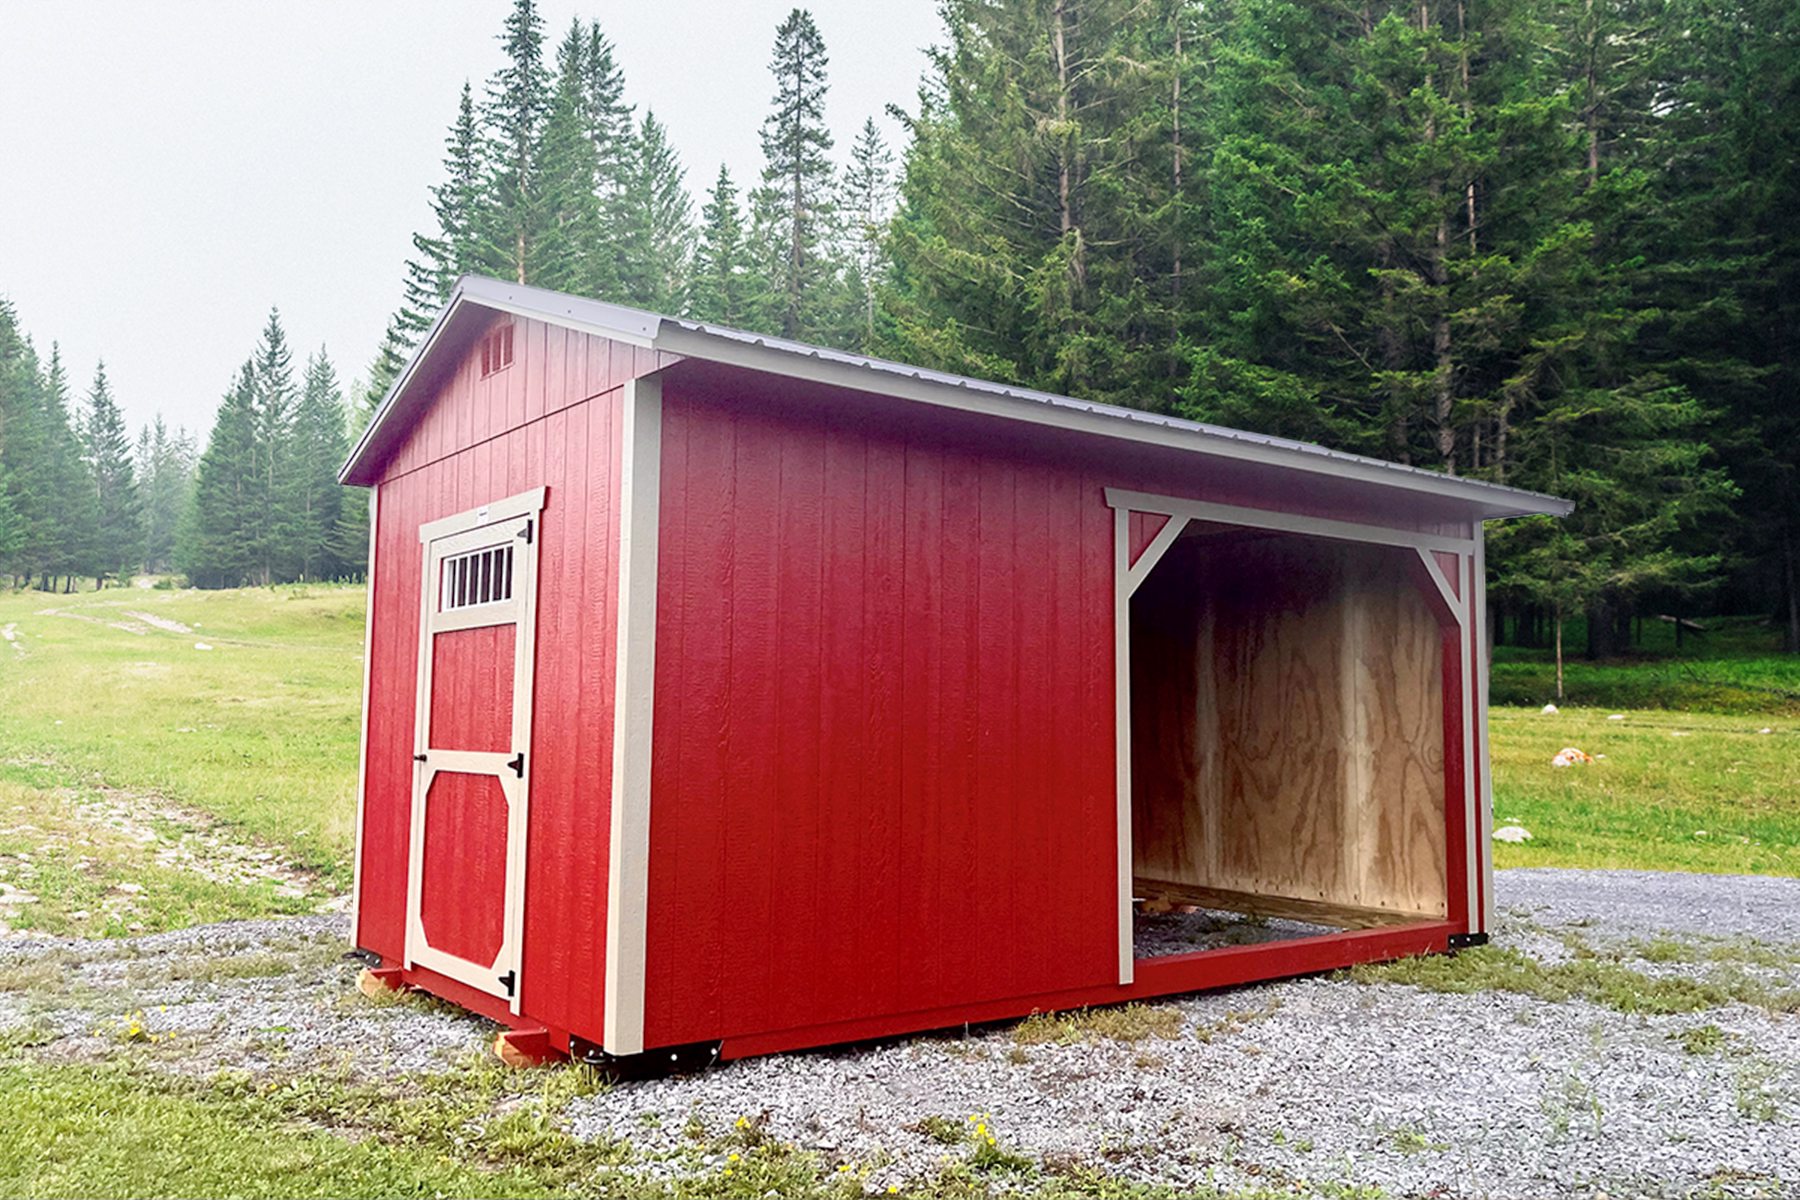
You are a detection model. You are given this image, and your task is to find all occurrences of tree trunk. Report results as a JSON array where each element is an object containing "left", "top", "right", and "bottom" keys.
[
  {"left": 1585, "top": 598, "right": 1618, "bottom": 659},
  {"left": 1786, "top": 526, "right": 1800, "bottom": 653},
  {"left": 1054, "top": 0, "right": 1073, "bottom": 242},
  {"left": 1554, "top": 607, "right": 1565, "bottom": 701},
  {"left": 1423, "top": 1, "right": 1455, "bottom": 473},
  {"left": 1457, "top": 0, "right": 1477, "bottom": 253},
  {"left": 1584, "top": 0, "right": 1600, "bottom": 187},
  {"left": 1170, "top": 12, "right": 1183, "bottom": 339}
]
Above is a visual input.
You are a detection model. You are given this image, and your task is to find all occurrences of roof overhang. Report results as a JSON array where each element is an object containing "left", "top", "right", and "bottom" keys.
[{"left": 341, "top": 275, "right": 1572, "bottom": 523}]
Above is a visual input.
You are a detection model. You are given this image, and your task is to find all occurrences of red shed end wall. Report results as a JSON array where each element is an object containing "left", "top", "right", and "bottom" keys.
[{"left": 355, "top": 315, "right": 673, "bottom": 1043}]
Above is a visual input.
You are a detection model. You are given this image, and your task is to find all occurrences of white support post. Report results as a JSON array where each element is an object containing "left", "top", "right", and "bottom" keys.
[
  {"left": 1112, "top": 505, "right": 1135, "bottom": 986},
  {"left": 604, "top": 376, "right": 663, "bottom": 1055}
]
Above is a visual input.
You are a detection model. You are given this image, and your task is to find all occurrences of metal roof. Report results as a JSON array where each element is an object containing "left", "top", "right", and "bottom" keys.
[{"left": 341, "top": 275, "right": 1572, "bottom": 521}]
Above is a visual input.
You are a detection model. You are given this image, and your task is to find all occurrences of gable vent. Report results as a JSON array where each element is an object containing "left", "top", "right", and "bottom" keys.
[{"left": 480, "top": 324, "right": 515, "bottom": 378}]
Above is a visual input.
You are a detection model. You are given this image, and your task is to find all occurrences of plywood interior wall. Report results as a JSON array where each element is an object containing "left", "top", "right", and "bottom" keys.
[{"left": 1130, "top": 531, "right": 1448, "bottom": 919}]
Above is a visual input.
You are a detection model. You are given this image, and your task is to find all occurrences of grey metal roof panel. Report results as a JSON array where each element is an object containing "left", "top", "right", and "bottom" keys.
[{"left": 341, "top": 275, "right": 1572, "bottom": 522}]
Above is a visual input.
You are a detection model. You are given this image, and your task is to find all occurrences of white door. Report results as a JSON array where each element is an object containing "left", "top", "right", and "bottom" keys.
[{"left": 405, "top": 488, "right": 545, "bottom": 1012}]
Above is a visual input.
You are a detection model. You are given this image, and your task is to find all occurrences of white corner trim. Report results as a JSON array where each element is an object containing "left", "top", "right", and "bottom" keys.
[
  {"left": 350, "top": 484, "right": 379, "bottom": 949},
  {"left": 1473, "top": 530, "right": 1495, "bottom": 933},
  {"left": 1112, "top": 506, "right": 1135, "bottom": 986},
  {"left": 604, "top": 376, "right": 662, "bottom": 1056}
]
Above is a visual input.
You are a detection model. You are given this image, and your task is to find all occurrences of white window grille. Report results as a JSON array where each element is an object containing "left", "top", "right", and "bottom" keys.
[{"left": 441, "top": 543, "right": 514, "bottom": 612}]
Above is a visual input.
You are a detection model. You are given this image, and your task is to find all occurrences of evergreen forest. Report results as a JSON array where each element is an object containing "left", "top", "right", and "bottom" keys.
[{"left": 1, "top": 0, "right": 1793, "bottom": 661}]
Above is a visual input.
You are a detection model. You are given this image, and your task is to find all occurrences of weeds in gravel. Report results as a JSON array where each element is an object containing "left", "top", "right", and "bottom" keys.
[
  {"left": 910, "top": 1114, "right": 965, "bottom": 1146},
  {"left": 1385, "top": 1128, "right": 1445, "bottom": 1155},
  {"left": 1194, "top": 997, "right": 1282, "bottom": 1043},
  {"left": 1734, "top": 1060, "right": 1782, "bottom": 1122},
  {"left": 1012, "top": 1003, "right": 1183, "bottom": 1045},
  {"left": 0, "top": 955, "right": 68, "bottom": 994},
  {"left": 1542, "top": 1071, "right": 1604, "bottom": 1141},
  {"left": 1349, "top": 943, "right": 1800, "bottom": 1014},
  {"left": 1677, "top": 1023, "right": 1731, "bottom": 1055},
  {"left": 1630, "top": 935, "right": 1800, "bottom": 969}
]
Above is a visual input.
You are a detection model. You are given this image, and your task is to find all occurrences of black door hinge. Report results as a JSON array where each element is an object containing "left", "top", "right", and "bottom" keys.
[
  {"left": 507, "top": 752, "right": 525, "bottom": 778},
  {"left": 413, "top": 752, "right": 428, "bottom": 763},
  {"left": 498, "top": 969, "right": 516, "bottom": 998},
  {"left": 517, "top": 519, "right": 533, "bottom": 545},
  {"left": 1448, "top": 932, "right": 1489, "bottom": 950}
]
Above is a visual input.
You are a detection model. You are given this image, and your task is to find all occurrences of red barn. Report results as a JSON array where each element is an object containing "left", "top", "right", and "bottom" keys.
[{"left": 341, "top": 275, "right": 1569, "bottom": 1067}]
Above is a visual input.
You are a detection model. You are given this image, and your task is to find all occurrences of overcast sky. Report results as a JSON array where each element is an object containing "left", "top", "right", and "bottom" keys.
[{"left": 0, "top": 1, "right": 942, "bottom": 437}]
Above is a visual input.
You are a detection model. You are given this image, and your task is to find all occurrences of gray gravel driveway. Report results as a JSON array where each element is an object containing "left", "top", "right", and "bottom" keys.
[{"left": 1, "top": 868, "right": 1794, "bottom": 1198}]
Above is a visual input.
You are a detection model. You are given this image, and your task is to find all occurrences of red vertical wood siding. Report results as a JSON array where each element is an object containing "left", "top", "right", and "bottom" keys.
[
  {"left": 356, "top": 317, "right": 670, "bottom": 1043},
  {"left": 644, "top": 383, "right": 1121, "bottom": 1048},
  {"left": 419, "top": 772, "right": 509, "bottom": 964},
  {"left": 643, "top": 373, "right": 1480, "bottom": 1050}
]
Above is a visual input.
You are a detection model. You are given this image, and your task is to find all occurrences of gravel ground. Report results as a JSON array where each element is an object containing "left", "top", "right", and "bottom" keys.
[
  {"left": 0, "top": 915, "right": 489, "bottom": 1077},
  {"left": 1, "top": 869, "right": 1795, "bottom": 1197},
  {"left": 567, "top": 870, "right": 1800, "bottom": 1198}
]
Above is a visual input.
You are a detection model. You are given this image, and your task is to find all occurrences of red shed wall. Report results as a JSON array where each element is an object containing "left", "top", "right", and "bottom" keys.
[
  {"left": 642, "top": 370, "right": 1477, "bottom": 1051},
  {"left": 356, "top": 315, "right": 673, "bottom": 1041}
]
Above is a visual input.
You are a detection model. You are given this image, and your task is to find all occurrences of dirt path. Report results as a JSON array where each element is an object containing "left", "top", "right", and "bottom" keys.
[{"left": 0, "top": 761, "right": 343, "bottom": 938}]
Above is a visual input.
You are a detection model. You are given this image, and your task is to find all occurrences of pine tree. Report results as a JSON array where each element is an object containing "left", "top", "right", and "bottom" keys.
[
  {"left": 752, "top": 9, "right": 841, "bottom": 339},
  {"left": 36, "top": 346, "right": 98, "bottom": 589},
  {"left": 399, "top": 82, "right": 491, "bottom": 344},
  {"left": 480, "top": 0, "right": 552, "bottom": 284},
  {"left": 288, "top": 351, "right": 351, "bottom": 581},
  {"left": 581, "top": 19, "right": 638, "bottom": 288},
  {"left": 0, "top": 458, "right": 18, "bottom": 575},
  {"left": 0, "top": 301, "right": 33, "bottom": 581},
  {"left": 181, "top": 363, "right": 261, "bottom": 590},
  {"left": 328, "top": 357, "right": 386, "bottom": 583},
  {"left": 840, "top": 117, "right": 894, "bottom": 351},
  {"left": 689, "top": 166, "right": 755, "bottom": 325},
  {"left": 533, "top": 22, "right": 607, "bottom": 295},
  {"left": 616, "top": 111, "right": 694, "bottom": 311},
  {"left": 81, "top": 362, "right": 143, "bottom": 585},
  {"left": 137, "top": 417, "right": 195, "bottom": 575},
  {"left": 883, "top": 0, "right": 1168, "bottom": 401},
  {"left": 250, "top": 309, "right": 297, "bottom": 585}
]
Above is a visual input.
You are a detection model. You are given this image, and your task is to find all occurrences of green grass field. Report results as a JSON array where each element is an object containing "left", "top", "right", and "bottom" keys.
[
  {"left": 0, "top": 581, "right": 1796, "bottom": 1198},
  {"left": 0, "top": 582, "right": 1796, "bottom": 933}
]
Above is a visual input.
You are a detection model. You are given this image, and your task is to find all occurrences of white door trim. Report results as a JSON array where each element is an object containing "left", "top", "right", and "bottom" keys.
[
  {"left": 604, "top": 377, "right": 662, "bottom": 1056},
  {"left": 405, "top": 487, "right": 546, "bottom": 1014},
  {"left": 1105, "top": 488, "right": 1481, "bottom": 980}
]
